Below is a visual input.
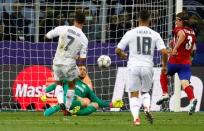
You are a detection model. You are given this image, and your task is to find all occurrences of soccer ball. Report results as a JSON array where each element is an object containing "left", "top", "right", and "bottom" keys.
[{"left": 97, "top": 55, "right": 111, "bottom": 68}]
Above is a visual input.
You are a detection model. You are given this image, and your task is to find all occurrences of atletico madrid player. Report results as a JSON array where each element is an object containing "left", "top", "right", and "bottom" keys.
[{"left": 157, "top": 11, "right": 197, "bottom": 115}]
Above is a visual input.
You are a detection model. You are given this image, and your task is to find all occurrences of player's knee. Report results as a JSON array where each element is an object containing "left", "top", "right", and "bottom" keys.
[
  {"left": 89, "top": 102, "right": 99, "bottom": 109},
  {"left": 181, "top": 80, "right": 190, "bottom": 89},
  {"left": 81, "top": 98, "right": 91, "bottom": 107}
]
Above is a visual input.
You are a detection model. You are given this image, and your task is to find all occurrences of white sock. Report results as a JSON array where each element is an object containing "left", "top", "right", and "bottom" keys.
[
  {"left": 65, "top": 90, "right": 75, "bottom": 110},
  {"left": 129, "top": 97, "right": 141, "bottom": 120},
  {"left": 142, "top": 93, "right": 150, "bottom": 112},
  {"left": 56, "top": 88, "right": 64, "bottom": 104}
]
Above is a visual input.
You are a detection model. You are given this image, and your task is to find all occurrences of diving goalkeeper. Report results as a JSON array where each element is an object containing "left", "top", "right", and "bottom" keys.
[{"left": 42, "top": 66, "right": 123, "bottom": 116}]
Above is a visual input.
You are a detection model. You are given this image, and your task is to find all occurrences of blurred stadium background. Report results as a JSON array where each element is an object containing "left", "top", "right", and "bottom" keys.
[{"left": 0, "top": 0, "right": 204, "bottom": 113}]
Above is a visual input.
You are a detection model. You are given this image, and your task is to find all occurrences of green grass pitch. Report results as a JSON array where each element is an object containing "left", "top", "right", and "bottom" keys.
[{"left": 0, "top": 111, "right": 204, "bottom": 131}]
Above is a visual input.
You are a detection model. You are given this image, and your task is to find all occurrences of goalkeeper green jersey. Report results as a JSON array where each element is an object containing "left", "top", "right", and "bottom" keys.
[
  {"left": 74, "top": 79, "right": 110, "bottom": 108},
  {"left": 45, "top": 79, "right": 110, "bottom": 108}
]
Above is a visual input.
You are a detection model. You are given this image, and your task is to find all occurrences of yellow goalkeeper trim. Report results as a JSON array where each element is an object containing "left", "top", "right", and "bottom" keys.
[
  {"left": 40, "top": 95, "right": 47, "bottom": 102},
  {"left": 112, "top": 100, "right": 124, "bottom": 108}
]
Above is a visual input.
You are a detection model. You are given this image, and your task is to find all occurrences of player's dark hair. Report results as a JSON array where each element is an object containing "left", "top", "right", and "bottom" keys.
[
  {"left": 139, "top": 10, "right": 150, "bottom": 21},
  {"left": 176, "top": 12, "right": 190, "bottom": 27},
  {"left": 75, "top": 11, "right": 86, "bottom": 24}
]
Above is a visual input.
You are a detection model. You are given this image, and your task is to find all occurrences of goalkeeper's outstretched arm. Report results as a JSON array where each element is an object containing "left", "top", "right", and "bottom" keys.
[{"left": 88, "top": 88, "right": 123, "bottom": 108}]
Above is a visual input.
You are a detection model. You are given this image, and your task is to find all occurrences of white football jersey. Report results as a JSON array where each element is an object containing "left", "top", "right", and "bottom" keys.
[
  {"left": 46, "top": 26, "right": 88, "bottom": 65},
  {"left": 117, "top": 26, "right": 166, "bottom": 67}
]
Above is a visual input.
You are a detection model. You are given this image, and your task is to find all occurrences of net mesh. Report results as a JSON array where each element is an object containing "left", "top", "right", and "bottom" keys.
[{"left": 0, "top": 0, "right": 175, "bottom": 111}]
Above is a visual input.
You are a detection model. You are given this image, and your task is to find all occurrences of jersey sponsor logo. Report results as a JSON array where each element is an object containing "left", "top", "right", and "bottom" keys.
[{"left": 12, "top": 65, "right": 55, "bottom": 110}]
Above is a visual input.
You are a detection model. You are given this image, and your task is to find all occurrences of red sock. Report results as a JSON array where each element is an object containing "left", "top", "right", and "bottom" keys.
[
  {"left": 160, "top": 73, "right": 168, "bottom": 94},
  {"left": 184, "top": 86, "right": 195, "bottom": 101}
]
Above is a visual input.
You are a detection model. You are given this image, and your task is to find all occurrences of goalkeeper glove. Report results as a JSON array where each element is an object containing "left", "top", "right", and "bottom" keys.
[
  {"left": 40, "top": 95, "right": 47, "bottom": 102},
  {"left": 40, "top": 89, "right": 47, "bottom": 102},
  {"left": 69, "top": 106, "right": 80, "bottom": 115},
  {"left": 110, "top": 99, "right": 124, "bottom": 108},
  {"left": 65, "top": 106, "right": 80, "bottom": 116}
]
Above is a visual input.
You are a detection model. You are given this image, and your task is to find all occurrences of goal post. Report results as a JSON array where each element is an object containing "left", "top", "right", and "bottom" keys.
[{"left": 173, "top": 0, "right": 183, "bottom": 112}]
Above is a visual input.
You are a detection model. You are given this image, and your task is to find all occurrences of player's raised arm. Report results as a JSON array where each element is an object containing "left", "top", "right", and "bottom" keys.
[
  {"left": 172, "top": 29, "right": 186, "bottom": 55},
  {"left": 45, "top": 26, "right": 65, "bottom": 39},
  {"left": 161, "top": 48, "right": 168, "bottom": 74},
  {"left": 172, "top": 12, "right": 189, "bottom": 55},
  {"left": 166, "top": 40, "right": 173, "bottom": 54},
  {"left": 78, "top": 36, "right": 88, "bottom": 66},
  {"left": 155, "top": 33, "right": 168, "bottom": 74}
]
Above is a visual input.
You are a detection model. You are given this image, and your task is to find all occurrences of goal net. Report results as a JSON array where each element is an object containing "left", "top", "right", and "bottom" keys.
[{"left": 0, "top": 0, "right": 175, "bottom": 111}]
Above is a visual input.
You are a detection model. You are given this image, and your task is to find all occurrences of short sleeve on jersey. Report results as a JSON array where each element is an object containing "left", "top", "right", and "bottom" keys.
[
  {"left": 155, "top": 33, "right": 166, "bottom": 50},
  {"left": 173, "top": 27, "right": 183, "bottom": 36},
  {"left": 79, "top": 35, "right": 88, "bottom": 58},
  {"left": 117, "top": 31, "right": 130, "bottom": 50},
  {"left": 80, "top": 44, "right": 88, "bottom": 58},
  {"left": 46, "top": 26, "right": 65, "bottom": 39}
]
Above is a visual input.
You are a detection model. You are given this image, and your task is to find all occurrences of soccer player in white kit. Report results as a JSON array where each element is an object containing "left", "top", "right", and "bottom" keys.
[
  {"left": 115, "top": 10, "right": 168, "bottom": 126},
  {"left": 45, "top": 11, "right": 88, "bottom": 112}
]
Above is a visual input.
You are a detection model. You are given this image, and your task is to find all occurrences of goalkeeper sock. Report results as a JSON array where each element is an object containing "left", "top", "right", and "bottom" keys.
[
  {"left": 141, "top": 92, "right": 150, "bottom": 112},
  {"left": 129, "top": 97, "right": 141, "bottom": 120},
  {"left": 76, "top": 105, "right": 97, "bottom": 116},
  {"left": 184, "top": 85, "right": 195, "bottom": 101},
  {"left": 63, "top": 84, "right": 69, "bottom": 103},
  {"left": 46, "top": 83, "right": 57, "bottom": 93},
  {"left": 44, "top": 105, "right": 60, "bottom": 116},
  {"left": 160, "top": 73, "right": 168, "bottom": 94}
]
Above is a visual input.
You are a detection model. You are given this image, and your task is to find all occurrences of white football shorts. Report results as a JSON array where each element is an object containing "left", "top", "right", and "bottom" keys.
[
  {"left": 52, "top": 63, "right": 79, "bottom": 82},
  {"left": 127, "top": 66, "right": 154, "bottom": 93}
]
